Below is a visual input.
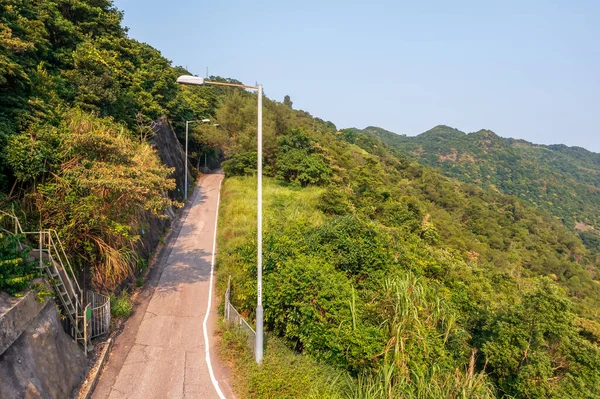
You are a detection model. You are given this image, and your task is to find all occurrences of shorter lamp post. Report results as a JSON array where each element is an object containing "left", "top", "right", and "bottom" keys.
[{"left": 184, "top": 118, "right": 210, "bottom": 200}]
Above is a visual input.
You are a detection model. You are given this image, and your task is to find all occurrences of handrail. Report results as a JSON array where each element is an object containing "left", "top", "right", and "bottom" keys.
[
  {"left": 0, "top": 211, "right": 83, "bottom": 307},
  {"left": 48, "top": 231, "right": 82, "bottom": 303},
  {"left": 0, "top": 210, "right": 24, "bottom": 235},
  {"left": 1, "top": 211, "right": 86, "bottom": 343}
]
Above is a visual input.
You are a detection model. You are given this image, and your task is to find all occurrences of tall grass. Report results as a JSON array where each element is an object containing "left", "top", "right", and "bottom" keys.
[
  {"left": 219, "top": 322, "right": 346, "bottom": 399},
  {"left": 344, "top": 273, "right": 497, "bottom": 399},
  {"left": 216, "top": 176, "right": 324, "bottom": 294}
]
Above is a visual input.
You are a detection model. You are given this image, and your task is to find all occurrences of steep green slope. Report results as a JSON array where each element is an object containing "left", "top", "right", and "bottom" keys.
[
  {"left": 356, "top": 125, "right": 600, "bottom": 253},
  {"left": 215, "top": 92, "right": 600, "bottom": 398}
]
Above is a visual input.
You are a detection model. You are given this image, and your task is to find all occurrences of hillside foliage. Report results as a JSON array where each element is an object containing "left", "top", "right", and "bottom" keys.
[
  {"left": 214, "top": 90, "right": 600, "bottom": 397},
  {"left": 0, "top": 0, "right": 212, "bottom": 290},
  {"left": 355, "top": 125, "right": 600, "bottom": 255}
]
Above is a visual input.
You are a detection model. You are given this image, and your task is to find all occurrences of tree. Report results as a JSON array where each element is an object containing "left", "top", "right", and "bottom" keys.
[{"left": 283, "top": 94, "right": 293, "bottom": 108}]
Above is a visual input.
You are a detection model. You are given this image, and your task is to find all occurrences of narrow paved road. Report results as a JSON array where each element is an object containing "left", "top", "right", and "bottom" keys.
[{"left": 93, "top": 172, "right": 233, "bottom": 399}]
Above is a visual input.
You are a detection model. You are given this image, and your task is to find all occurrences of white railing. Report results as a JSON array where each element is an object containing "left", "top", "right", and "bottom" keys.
[
  {"left": 0, "top": 210, "right": 111, "bottom": 349},
  {"left": 87, "top": 290, "right": 111, "bottom": 339},
  {"left": 224, "top": 277, "right": 256, "bottom": 352}
]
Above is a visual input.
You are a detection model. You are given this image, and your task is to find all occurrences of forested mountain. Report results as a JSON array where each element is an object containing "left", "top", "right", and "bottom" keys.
[
  {"left": 2, "top": 1, "right": 600, "bottom": 398},
  {"left": 355, "top": 125, "right": 600, "bottom": 253}
]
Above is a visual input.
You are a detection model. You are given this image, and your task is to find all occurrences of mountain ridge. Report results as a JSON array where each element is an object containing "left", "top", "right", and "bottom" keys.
[
  {"left": 359, "top": 124, "right": 600, "bottom": 156},
  {"left": 356, "top": 124, "right": 600, "bottom": 254}
]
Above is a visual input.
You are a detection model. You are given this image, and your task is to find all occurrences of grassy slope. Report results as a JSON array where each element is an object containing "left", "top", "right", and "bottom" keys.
[
  {"left": 216, "top": 176, "right": 325, "bottom": 298},
  {"left": 212, "top": 85, "right": 600, "bottom": 399},
  {"left": 216, "top": 177, "right": 342, "bottom": 398},
  {"left": 215, "top": 122, "right": 600, "bottom": 397},
  {"left": 215, "top": 177, "right": 499, "bottom": 398}
]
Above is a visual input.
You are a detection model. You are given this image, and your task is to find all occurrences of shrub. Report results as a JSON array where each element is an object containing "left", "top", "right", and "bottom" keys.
[
  {"left": 317, "top": 187, "right": 351, "bottom": 215},
  {"left": 30, "top": 110, "right": 177, "bottom": 290},
  {"left": 264, "top": 255, "right": 384, "bottom": 371},
  {"left": 308, "top": 215, "right": 395, "bottom": 278},
  {"left": 0, "top": 233, "right": 37, "bottom": 295},
  {"left": 274, "top": 149, "right": 331, "bottom": 186},
  {"left": 222, "top": 151, "right": 257, "bottom": 177},
  {"left": 110, "top": 290, "right": 133, "bottom": 318}
]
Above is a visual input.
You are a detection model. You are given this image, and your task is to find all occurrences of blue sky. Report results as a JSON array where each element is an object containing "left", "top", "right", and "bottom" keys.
[{"left": 113, "top": 0, "right": 600, "bottom": 152}]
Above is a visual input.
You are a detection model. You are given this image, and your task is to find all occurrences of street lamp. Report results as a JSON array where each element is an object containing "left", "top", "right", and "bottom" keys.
[
  {"left": 184, "top": 119, "right": 210, "bottom": 201},
  {"left": 177, "top": 75, "right": 265, "bottom": 364}
]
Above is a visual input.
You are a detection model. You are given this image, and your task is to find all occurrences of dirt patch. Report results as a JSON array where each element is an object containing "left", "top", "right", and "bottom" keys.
[
  {"left": 438, "top": 149, "right": 458, "bottom": 162},
  {"left": 575, "top": 222, "right": 595, "bottom": 232}
]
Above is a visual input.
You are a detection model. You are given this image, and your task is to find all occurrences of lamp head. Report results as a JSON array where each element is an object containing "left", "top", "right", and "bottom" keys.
[{"left": 177, "top": 75, "right": 205, "bottom": 86}]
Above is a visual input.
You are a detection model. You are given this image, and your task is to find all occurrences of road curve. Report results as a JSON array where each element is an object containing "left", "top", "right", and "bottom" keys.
[{"left": 92, "top": 172, "right": 233, "bottom": 399}]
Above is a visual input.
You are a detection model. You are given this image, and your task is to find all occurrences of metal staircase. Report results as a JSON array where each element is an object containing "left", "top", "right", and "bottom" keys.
[
  {"left": 0, "top": 211, "right": 105, "bottom": 354},
  {"left": 36, "top": 229, "right": 86, "bottom": 347}
]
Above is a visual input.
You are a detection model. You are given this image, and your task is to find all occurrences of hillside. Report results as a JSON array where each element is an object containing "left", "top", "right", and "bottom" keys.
[
  {"left": 356, "top": 125, "right": 600, "bottom": 253},
  {"left": 213, "top": 91, "right": 600, "bottom": 397},
  {"left": 0, "top": 0, "right": 218, "bottom": 292}
]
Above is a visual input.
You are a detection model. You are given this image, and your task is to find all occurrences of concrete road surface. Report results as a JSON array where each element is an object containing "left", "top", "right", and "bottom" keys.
[{"left": 92, "top": 172, "right": 233, "bottom": 399}]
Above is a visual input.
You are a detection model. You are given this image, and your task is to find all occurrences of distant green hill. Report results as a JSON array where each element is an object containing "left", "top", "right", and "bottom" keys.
[{"left": 356, "top": 125, "right": 600, "bottom": 253}]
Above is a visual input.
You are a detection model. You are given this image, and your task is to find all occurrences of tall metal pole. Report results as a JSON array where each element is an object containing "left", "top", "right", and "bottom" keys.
[
  {"left": 184, "top": 121, "right": 189, "bottom": 201},
  {"left": 255, "top": 84, "right": 264, "bottom": 364}
]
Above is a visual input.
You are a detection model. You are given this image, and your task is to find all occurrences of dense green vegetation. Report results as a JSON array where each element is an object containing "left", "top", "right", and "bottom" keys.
[
  {"left": 0, "top": 232, "right": 37, "bottom": 294},
  {"left": 355, "top": 125, "right": 600, "bottom": 254},
  {"left": 214, "top": 89, "right": 600, "bottom": 397},
  {"left": 0, "top": 0, "right": 220, "bottom": 290}
]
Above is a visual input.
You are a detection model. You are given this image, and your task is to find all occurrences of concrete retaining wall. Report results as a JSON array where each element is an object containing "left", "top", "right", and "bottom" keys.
[{"left": 0, "top": 292, "right": 89, "bottom": 399}]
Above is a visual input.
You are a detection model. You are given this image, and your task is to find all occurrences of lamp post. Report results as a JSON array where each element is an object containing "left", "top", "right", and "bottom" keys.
[
  {"left": 184, "top": 118, "right": 210, "bottom": 201},
  {"left": 177, "top": 75, "right": 264, "bottom": 364}
]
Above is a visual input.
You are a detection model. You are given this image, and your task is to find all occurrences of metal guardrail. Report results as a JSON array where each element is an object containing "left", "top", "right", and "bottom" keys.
[
  {"left": 224, "top": 277, "right": 256, "bottom": 352},
  {"left": 87, "top": 290, "right": 111, "bottom": 339},
  {"left": 0, "top": 210, "right": 111, "bottom": 351}
]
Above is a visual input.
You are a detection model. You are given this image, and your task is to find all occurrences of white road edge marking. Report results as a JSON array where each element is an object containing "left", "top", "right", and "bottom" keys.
[{"left": 204, "top": 177, "right": 227, "bottom": 399}]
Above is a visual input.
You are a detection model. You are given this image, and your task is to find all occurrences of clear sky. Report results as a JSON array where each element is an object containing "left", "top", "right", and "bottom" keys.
[{"left": 113, "top": 0, "right": 600, "bottom": 152}]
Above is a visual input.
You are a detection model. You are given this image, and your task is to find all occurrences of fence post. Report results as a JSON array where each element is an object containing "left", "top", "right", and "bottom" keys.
[
  {"left": 38, "top": 231, "right": 43, "bottom": 269},
  {"left": 226, "top": 276, "right": 231, "bottom": 321}
]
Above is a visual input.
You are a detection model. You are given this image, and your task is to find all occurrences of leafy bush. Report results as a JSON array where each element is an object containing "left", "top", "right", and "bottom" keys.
[
  {"left": 222, "top": 151, "right": 258, "bottom": 177},
  {"left": 274, "top": 130, "right": 331, "bottom": 186},
  {"left": 308, "top": 215, "right": 395, "bottom": 278},
  {"left": 317, "top": 187, "right": 352, "bottom": 215},
  {"left": 480, "top": 279, "right": 600, "bottom": 398},
  {"left": 0, "top": 233, "right": 37, "bottom": 295},
  {"left": 274, "top": 148, "right": 331, "bottom": 186},
  {"left": 110, "top": 290, "right": 133, "bottom": 318},
  {"left": 27, "top": 110, "right": 177, "bottom": 290},
  {"left": 264, "top": 255, "right": 384, "bottom": 371}
]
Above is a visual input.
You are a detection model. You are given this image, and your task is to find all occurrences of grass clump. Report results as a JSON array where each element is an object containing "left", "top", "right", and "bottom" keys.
[
  {"left": 110, "top": 291, "right": 133, "bottom": 318},
  {"left": 219, "top": 322, "right": 345, "bottom": 399}
]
